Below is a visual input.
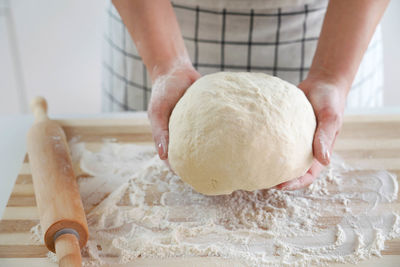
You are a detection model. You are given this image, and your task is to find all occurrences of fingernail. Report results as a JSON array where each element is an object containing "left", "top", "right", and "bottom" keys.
[
  {"left": 159, "top": 135, "right": 168, "bottom": 159},
  {"left": 320, "top": 141, "right": 327, "bottom": 157},
  {"left": 325, "top": 149, "right": 330, "bottom": 163},
  {"left": 320, "top": 140, "right": 330, "bottom": 165},
  {"left": 157, "top": 142, "right": 164, "bottom": 158},
  {"left": 318, "top": 130, "right": 330, "bottom": 164}
]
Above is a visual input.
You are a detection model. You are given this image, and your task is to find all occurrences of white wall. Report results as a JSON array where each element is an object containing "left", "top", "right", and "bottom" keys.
[
  {"left": 0, "top": 0, "right": 106, "bottom": 116},
  {"left": 0, "top": 0, "right": 399, "bottom": 116},
  {"left": 0, "top": 0, "right": 21, "bottom": 114},
  {"left": 381, "top": 0, "right": 400, "bottom": 106}
]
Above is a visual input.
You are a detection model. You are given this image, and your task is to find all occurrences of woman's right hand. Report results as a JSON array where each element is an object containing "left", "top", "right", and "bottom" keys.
[{"left": 148, "top": 60, "right": 201, "bottom": 160}]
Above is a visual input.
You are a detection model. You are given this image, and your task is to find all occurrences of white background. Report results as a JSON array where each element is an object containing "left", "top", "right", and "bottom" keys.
[
  {"left": 0, "top": 0, "right": 106, "bottom": 116},
  {"left": 0, "top": 0, "right": 400, "bottom": 116}
]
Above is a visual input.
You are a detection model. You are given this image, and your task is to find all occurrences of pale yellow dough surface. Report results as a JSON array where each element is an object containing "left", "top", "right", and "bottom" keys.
[{"left": 168, "top": 72, "right": 316, "bottom": 195}]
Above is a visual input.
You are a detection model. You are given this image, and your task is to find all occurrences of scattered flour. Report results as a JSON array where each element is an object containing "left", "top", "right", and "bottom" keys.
[{"left": 32, "top": 140, "right": 400, "bottom": 266}]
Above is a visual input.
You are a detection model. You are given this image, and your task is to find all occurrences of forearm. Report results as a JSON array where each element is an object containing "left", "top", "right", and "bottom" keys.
[
  {"left": 112, "top": 0, "right": 189, "bottom": 81},
  {"left": 308, "top": 0, "right": 389, "bottom": 94}
]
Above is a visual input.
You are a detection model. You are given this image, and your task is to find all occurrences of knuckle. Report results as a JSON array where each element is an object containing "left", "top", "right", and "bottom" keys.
[
  {"left": 148, "top": 100, "right": 166, "bottom": 118},
  {"left": 148, "top": 107, "right": 170, "bottom": 130},
  {"left": 147, "top": 104, "right": 156, "bottom": 120},
  {"left": 319, "top": 107, "right": 342, "bottom": 125}
]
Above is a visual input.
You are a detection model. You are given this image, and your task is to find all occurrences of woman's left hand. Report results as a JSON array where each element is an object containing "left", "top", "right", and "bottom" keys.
[{"left": 276, "top": 77, "right": 347, "bottom": 190}]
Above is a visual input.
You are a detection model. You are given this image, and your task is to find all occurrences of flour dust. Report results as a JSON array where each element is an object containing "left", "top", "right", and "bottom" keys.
[{"left": 32, "top": 140, "right": 400, "bottom": 266}]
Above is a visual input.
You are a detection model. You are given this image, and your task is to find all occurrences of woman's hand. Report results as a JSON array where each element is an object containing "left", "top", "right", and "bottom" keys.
[
  {"left": 276, "top": 77, "right": 347, "bottom": 190},
  {"left": 275, "top": 0, "right": 389, "bottom": 190},
  {"left": 148, "top": 60, "right": 201, "bottom": 160}
]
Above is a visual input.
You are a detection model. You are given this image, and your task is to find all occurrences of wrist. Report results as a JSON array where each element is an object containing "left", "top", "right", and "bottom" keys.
[
  {"left": 305, "top": 66, "right": 352, "bottom": 95},
  {"left": 149, "top": 55, "right": 198, "bottom": 84},
  {"left": 299, "top": 73, "right": 347, "bottom": 115},
  {"left": 147, "top": 52, "right": 193, "bottom": 81}
]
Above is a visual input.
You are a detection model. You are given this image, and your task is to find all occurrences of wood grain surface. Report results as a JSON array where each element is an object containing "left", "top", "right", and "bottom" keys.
[{"left": 1, "top": 115, "right": 400, "bottom": 266}]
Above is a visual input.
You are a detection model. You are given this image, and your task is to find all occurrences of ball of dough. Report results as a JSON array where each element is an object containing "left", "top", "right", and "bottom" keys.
[{"left": 168, "top": 72, "right": 316, "bottom": 195}]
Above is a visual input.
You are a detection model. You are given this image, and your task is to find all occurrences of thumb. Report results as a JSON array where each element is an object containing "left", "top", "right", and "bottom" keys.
[
  {"left": 152, "top": 120, "right": 169, "bottom": 160},
  {"left": 148, "top": 105, "right": 170, "bottom": 160},
  {"left": 313, "top": 116, "right": 339, "bottom": 166}
]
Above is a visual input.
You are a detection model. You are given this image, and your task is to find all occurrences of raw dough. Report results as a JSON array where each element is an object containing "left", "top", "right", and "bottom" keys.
[{"left": 168, "top": 72, "right": 316, "bottom": 195}]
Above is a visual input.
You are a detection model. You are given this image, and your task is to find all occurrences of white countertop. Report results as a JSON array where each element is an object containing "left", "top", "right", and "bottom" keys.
[{"left": 1, "top": 108, "right": 400, "bottom": 218}]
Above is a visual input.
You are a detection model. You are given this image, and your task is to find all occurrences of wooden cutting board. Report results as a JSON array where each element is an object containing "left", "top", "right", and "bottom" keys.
[{"left": 1, "top": 115, "right": 400, "bottom": 267}]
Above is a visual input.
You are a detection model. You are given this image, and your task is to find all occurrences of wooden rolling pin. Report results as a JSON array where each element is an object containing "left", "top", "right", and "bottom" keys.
[{"left": 27, "top": 97, "right": 88, "bottom": 267}]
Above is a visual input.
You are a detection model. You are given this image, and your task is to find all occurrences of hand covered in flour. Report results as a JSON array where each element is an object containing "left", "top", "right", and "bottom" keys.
[
  {"left": 277, "top": 78, "right": 346, "bottom": 190},
  {"left": 148, "top": 61, "right": 201, "bottom": 160}
]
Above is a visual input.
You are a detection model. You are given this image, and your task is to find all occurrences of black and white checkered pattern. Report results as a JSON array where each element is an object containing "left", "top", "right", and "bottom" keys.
[{"left": 102, "top": 1, "right": 383, "bottom": 112}]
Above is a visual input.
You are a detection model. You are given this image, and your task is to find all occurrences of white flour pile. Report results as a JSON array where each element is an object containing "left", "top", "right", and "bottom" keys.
[{"left": 33, "top": 140, "right": 400, "bottom": 266}]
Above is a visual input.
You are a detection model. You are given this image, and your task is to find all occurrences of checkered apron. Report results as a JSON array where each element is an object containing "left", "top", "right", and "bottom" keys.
[{"left": 102, "top": 0, "right": 383, "bottom": 111}]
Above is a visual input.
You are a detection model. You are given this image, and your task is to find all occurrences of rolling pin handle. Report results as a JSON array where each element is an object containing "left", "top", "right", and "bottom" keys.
[
  {"left": 30, "top": 96, "right": 48, "bottom": 122},
  {"left": 55, "top": 231, "right": 83, "bottom": 267}
]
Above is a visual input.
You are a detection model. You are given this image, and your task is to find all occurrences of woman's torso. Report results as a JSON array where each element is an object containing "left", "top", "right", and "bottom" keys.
[{"left": 102, "top": 0, "right": 383, "bottom": 111}]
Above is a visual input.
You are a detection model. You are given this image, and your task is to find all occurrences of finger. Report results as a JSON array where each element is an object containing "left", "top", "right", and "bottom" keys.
[
  {"left": 153, "top": 126, "right": 169, "bottom": 160},
  {"left": 313, "top": 112, "right": 341, "bottom": 166},
  {"left": 148, "top": 106, "right": 170, "bottom": 160},
  {"left": 277, "top": 160, "right": 323, "bottom": 190}
]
